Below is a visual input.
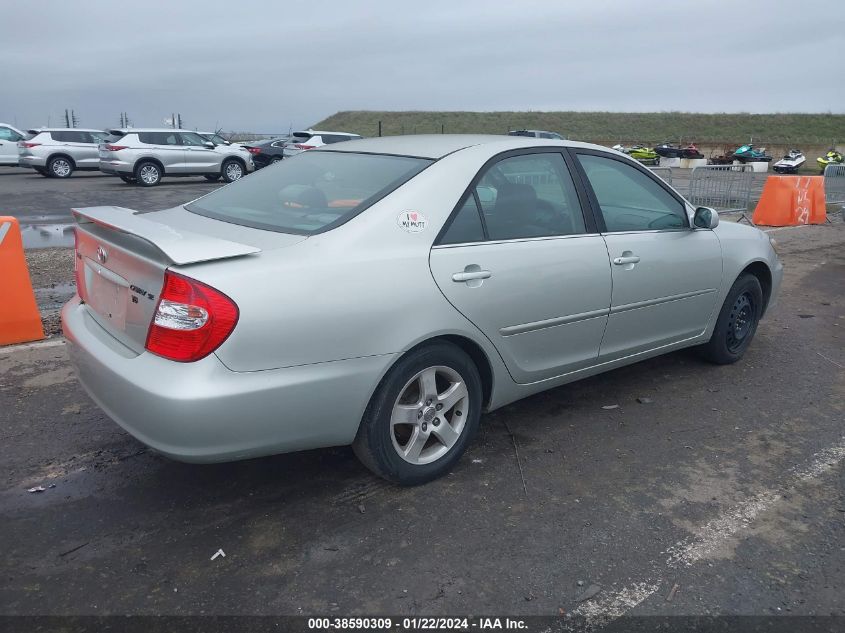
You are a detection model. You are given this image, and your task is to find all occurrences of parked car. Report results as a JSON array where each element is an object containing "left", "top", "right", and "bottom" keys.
[
  {"left": 241, "top": 137, "right": 291, "bottom": 169},
  {"left": 282, "top": 130, "right": 362, "bottom": 157},
  {"left": 508, "top": 129, "right": 565, "bottom": 140},
  {"left": 0, "top": 123, "right": 27, "bottom": 167},
  {"left": 97, "top": 128, "right": 254, "bottom": 186},
  {"left": 63, "top": 134, "right": 782, "bottom": 485},
  {"left": 17, "top": 128, "right": 110, "bottom": 178}
]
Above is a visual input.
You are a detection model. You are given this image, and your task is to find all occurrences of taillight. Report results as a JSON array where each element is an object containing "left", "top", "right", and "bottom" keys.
[
  {"left": 19, "top": 142, "right": 40, "bottom": 148},
  {"left": 73, "top": 228, "right": 83, "bottom": 295},
  {"left": 294, "top": 144, "right": 315, "bottom": 150},
  {"left": 245, "top": 147, "right": 261, "bottom": 155},
  {"left": 145, "top": 271, "right": 238, "bottom": 362},
  {"left": 104, "top": 144, "right": 127, "bottom": 151}
]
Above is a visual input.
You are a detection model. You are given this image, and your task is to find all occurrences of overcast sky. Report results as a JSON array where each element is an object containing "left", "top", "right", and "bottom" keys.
[{"left": 1, "top": 1, "right": 842, "bottom": 133}]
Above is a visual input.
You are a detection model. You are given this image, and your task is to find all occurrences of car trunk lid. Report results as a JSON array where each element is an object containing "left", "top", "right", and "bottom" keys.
[{"left": 72, "top": 205, "right": 271, "bottom": 354}]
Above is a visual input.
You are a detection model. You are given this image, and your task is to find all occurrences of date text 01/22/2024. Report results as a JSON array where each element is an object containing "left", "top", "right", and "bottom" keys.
[{"left": 307, "top": 617, "right": 528, "bottom": 630}]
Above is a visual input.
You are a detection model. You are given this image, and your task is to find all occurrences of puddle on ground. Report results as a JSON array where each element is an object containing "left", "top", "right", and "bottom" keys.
[{"left": 21, "top": 223, "right": 75, "bottom": 249}]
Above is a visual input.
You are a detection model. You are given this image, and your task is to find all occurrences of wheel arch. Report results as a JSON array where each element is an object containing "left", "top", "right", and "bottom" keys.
[
  {"left": 135, "top": 157, "right": 166, "bottom": 175},
  {"left": 48, "top": 152, "right": 76, "bottom": 168},
  {"left": 739, "top": 260, "right": 773, "bottom": 314},
  {"left": 222, "top": 155, "right": 246, "bottom": 170},
  {"left": 403, "top": 334, "right": 494, "bottom": 410}
]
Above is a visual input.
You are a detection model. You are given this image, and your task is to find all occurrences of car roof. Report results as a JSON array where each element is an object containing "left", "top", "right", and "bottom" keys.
[
  {"left": 28, "top": 128, "right": 105, "bottom": 133},
  {"left": 318, "top": 134, "right": 600, "bottom": 160},
  {"left": 109, "top": 128, "right": 202, "bottom": 134},
  {"left": 296, "top": 130, "right": 360, "bottom": 137}
]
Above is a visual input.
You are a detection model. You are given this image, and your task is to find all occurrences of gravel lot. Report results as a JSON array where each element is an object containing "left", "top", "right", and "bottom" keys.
[{"left": 1, "top": 167, "right": 844, "bottom": 626}]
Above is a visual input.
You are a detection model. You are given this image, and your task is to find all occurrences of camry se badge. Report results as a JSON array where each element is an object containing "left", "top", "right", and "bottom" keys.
[{"left": 397, "top": 211, "right": 427, "bottom": 233}]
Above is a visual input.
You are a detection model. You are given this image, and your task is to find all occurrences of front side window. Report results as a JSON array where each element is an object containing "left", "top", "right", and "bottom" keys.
[
  {"left": 186, "top": 151, "right": 432, "bottom": 234},
  {"left": 474, "top": 153, "right": 586, "bottom": 240},
  {"left": 576, "top": 154, "right": 688, "bottom": 232},
  {"left": 180, "top": 132, "right": 209, "bottom": 147},
  {"left": 0, "top": 127, "right": 23, "bottom": 142}
]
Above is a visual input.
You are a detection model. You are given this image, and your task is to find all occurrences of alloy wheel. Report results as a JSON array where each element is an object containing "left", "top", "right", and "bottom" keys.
[
  {"left": 225, "top": 162, "right": 243, "bottom": 180},
  {"left": 139, "top": 165, "right": 159, "bottom": 185},
  {"left": 52, "top": 159, "right": 71, "bottom": 177},
  {"left": 390, "top": 366, "right": 469, "bottom": 465}
]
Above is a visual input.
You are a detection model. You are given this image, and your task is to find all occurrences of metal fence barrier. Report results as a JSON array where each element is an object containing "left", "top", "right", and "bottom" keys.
[
  {"left": 687, "top": 164, "right": 754, "bottom": 214},
  {"left": 823, "top": 164, "right": 845, "bottom": 205},
  {"left": 648, "top": 166, "right": 673, "bottom": 185}
]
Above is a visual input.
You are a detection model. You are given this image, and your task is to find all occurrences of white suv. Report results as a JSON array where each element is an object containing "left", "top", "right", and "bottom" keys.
[
  {"left": 18, "top": 128, "right": 110, "bottom": 177},
  {"left": 98, "top": 128, "right": 255, "bottom": 186},
  {"left": 0, "top": 123, "right": 26, "bottom": 167},
  {"left": 282, "top": 130, "right": 362, "bottom": 157}
]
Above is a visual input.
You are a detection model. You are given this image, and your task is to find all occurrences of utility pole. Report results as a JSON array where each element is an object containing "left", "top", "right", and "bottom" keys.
[
  {"left": 177, "top": 113, "right": 182, "bottom": 129},
  {"left": 71, "top": 110, "right": 79, "bottom": 128},
  {"left": 64, "top": 109, "right": 70, "bottom": 128},
  {"left": 172, "top": 113, "right": 176, "bottom": 129}
]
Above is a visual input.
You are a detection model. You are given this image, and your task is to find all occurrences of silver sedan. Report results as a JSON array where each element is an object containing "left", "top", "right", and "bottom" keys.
[{"left": 62, "top": 135, "right": 783, "bottom": 485}]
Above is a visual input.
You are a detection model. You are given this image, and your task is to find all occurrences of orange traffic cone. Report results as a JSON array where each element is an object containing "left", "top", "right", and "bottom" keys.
[
  {"left": 752, "top": 176, "right": 826, "bottom": 226},
  {"left": 0, "top": 217, "right": 45, "bottom": 345}
]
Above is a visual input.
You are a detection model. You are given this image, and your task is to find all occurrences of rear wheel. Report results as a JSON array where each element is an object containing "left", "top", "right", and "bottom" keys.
[
  {"left": 271, "top": 156, "right": 282, "bottom": 164},
  {"left": 353, "top": 342, "right": 482, "bottom": 485},
  {"left": 135, "top": 161, "right": 162, "bottom": 187},
  {"left": 48, "top": 156, "right": 73, "bottom": 178},
  {"left": 699, "top": 274, "right": 763, "bottom": 364}
]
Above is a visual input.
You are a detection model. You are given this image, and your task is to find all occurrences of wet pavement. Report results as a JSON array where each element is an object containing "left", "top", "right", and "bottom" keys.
[{"left": 1, "top": 221, "right": 843, "bottom": 622}]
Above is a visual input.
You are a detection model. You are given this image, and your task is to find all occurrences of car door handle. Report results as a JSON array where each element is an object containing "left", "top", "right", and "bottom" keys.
[
  {"left": 452, "top": 269, "right": 491, "bottom": 282},
  {"left": 612, "top": 255, "right": 641, "bottom": 265}
]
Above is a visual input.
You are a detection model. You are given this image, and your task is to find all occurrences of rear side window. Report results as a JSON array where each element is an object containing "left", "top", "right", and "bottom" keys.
[
  {"left": 52, "top": 131, "right": 88, "bottom": 143},
  {"left": 441, "top": 196, "right": 485, "bottom": 245},
  {"left": 138, "top": 132, "right": 181, "bottom": 145},
  {"left": 186, "top": 151, "right": 432, "bottom": 235}
]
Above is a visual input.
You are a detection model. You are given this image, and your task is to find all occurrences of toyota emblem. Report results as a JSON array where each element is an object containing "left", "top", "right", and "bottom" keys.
[{"left": 96, "top": 246, "right": 108, "bottom": 264}]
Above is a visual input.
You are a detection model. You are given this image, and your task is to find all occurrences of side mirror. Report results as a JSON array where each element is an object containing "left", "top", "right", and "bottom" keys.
[
  {"left": 204, "top": 141, "right": 215, "bottom": 148},
  {"left": 223, "top": 140, "right": 231, "bottom": 145},
  {"left": 693, "top": 206, "right": 719, "bottom": 229}
]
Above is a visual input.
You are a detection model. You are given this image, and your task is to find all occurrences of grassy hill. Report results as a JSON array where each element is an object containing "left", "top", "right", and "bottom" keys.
[{"left": 313, "top": 111, "right": 844, "bottom": 146}]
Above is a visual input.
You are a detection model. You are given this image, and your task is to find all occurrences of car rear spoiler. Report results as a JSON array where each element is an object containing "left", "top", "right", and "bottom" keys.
[{"left": 72, "top": 206, "right": 261, "bottom": 265}]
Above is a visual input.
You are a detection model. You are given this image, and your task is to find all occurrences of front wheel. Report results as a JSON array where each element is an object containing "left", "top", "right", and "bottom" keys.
[
  {"left": 353, "top": 342, "right": 482, "bottom": 485},
  {"left": 699, "top": 274, "right": 763, "bottom": 364},
  {"left": 221, "top": 159, "right": 244, "bottom": 183}
]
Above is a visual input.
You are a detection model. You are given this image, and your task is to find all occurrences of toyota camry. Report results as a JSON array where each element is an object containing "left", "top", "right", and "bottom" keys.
[{"left": 62, "top": 135, "right": 783, "bottom": 485}]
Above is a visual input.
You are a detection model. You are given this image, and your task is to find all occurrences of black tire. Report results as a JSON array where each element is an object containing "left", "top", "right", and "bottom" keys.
[
  {"left": 48, "top": 156, "right": 74, "bottom": 178},
  {"left": 221, "top": 159, "right": 244, "bottom": 183},
  {"left": 699, "top": 273, "right": 763, "bottom": 364},
  {"left": 204, "top": 174, "right": 221, "bottom": 182},
  {"left": 271, "top": 156, "right": 282, "bottom": 164},
  {"left": 353, "top": 342, "right": 483, "bottom": 486},
  {"left": 120, "top": 176, "right": 136, "bottom": 184},
  {"left": 135, "top": 161, "right": 162, "bottom": 187},
  {"left": 34, "top": 167, "right": 50, "bottom": 177}
]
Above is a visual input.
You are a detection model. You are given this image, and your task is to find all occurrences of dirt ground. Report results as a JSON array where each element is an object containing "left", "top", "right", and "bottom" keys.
[{"left": 2, "top": 220, "right": 844, "bottom": 629}]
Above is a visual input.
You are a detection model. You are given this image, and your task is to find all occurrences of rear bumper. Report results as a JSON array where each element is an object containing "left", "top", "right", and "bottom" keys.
[
  {"left": 62, "top": 297, "right": 395, "bottom": 463},
  {"left": 18, "top": 155, "right": 47, "bottom": 168},
  {"left": 98, "top": 160, "right": 134, "bottom": 175}
]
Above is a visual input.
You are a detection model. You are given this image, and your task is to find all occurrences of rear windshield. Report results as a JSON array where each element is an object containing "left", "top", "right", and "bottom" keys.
[{"left": 185, "top": 151, "right": 433, "bottom": 235}]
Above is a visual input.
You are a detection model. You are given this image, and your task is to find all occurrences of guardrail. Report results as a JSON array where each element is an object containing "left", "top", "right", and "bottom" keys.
[
  {"left": 823, "top": 164, "right": 845, "bottom": 205},
  {"left": 687, "top": 164, "right": 753, "bottom": 214},
  {"left": 648, "top": 166, "right": 673, "bottom": 185}
]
